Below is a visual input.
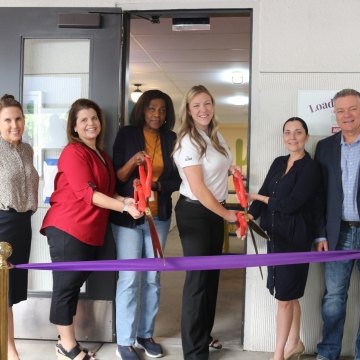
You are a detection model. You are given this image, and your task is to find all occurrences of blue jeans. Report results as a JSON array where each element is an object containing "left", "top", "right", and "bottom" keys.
[
  {"left": 317, "top": 223, "right": 360, "bottom": 360},
  {"left": 111, "top": 217, "right": 171, "bottom": 346}
]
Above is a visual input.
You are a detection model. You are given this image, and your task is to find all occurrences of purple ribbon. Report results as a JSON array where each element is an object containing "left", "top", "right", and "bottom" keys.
[{"left": 13, "top": 250, "right": 360, "bottom": 272}]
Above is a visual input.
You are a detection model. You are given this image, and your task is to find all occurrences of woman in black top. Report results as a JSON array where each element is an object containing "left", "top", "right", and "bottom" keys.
[
  {"left": 110, "top": 90, "right": 181, "bottom": 360},
  {"left": 248, "top": 117, "right": 321, "bottom": 360}
]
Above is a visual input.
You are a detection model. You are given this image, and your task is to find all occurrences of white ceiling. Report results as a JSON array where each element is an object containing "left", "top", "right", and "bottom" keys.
[{"left": 128, "top": 13, "right": 251, "bottom": 125}]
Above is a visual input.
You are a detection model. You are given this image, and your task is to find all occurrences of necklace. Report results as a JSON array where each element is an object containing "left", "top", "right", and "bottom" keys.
[
  {"left": 151, "top": 135, "right": 159, "bottom": 164},
  {"left": 144, "top": 130, "right": 160, "bottom": 164}
]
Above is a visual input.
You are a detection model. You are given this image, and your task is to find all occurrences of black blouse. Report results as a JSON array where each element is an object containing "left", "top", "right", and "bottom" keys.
[{"left": 249, "top": 153, "right": 321, "bottom": 249}]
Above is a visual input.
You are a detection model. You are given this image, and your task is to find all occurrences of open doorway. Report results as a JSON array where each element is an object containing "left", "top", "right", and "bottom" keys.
[
  {"left": 124, "top": 9, "right": 252, "bottom": 347},
  {"left": 125, "top": 10, "right": 251, "bottom": 191}
]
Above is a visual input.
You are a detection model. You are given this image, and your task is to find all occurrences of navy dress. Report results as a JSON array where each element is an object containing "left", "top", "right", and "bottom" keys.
[{"left": 249, "top": 153, "right": 321, "bottom": 300}]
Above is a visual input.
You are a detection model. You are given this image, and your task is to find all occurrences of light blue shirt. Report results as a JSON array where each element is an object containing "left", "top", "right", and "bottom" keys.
[{"left": 341, "top": 134, "right": 360, "bottom": 221}]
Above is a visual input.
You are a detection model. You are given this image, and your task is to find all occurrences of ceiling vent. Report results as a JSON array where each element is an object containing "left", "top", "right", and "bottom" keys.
[{"left": 172, "top": 18, "right": 210, "bottom": 31}]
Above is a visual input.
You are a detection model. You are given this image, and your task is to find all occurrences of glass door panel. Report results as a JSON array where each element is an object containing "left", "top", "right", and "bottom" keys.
[{"left": 22, "top": 38, "right": 90, "bottom": 292}]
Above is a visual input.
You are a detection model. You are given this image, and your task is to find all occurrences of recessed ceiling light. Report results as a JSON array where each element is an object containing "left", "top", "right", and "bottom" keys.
[
  {"left": 232, "top": 72, "right": 244, "bottom": 84},
  {"left": 227, "top": 96, "right": 249, "bottom": 106},
  {"left": 220, "top": 70, "right": 249, "bottom": 85}
]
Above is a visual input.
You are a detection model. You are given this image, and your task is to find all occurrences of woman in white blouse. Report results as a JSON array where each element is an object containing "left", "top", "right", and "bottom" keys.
[{"left": 173, "top": 85, "right": 239, "bottom": 360}]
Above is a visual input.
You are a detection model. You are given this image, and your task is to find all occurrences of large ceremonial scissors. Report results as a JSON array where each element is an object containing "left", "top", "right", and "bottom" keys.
[
  {"left": 133, "top": 156, "right": 164, "bottom": 260},
  {"left": 233, "top": 170, "right": 269, "bottom": 279}
]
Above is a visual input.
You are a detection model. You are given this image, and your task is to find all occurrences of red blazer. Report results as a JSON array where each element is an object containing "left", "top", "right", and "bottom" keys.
[{"left": 41, "top": 142, "right": 116, "bottom": 246}]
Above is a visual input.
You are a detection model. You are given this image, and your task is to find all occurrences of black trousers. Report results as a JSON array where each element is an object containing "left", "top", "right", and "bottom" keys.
[
  {"left": 0, "top": 210, "right": 32, "bottom": 306},
  {"left": 175, "top": 198, "right": 224, "bottom": 360},
  {"left": 45, "top": 226, "right": 97, "bottom": 325}
]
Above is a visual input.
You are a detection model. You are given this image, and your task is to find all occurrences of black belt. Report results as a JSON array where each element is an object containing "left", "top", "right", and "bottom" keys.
[
  {"left": 180, "top": 194, "right": 226, "bottom": 206},
  {"left": 341, "top": 220, "right": 360, "bottom": 228}
]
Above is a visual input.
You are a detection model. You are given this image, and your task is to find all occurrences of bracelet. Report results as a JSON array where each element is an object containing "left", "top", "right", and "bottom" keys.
[{"left": 122, "top": 204, "right": 129, "bottom": 213}]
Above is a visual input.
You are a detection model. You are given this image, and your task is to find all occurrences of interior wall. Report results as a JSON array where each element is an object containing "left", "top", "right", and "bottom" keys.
[
  {"left": 246, "top": 1, "right": 360, "bottom": 355},
  {"left": 220, "top": 124, "right": 248, "bottom": 174},
  {"left": 1, "top": 0, "right": 360, "bottom": 356},
  {"left": 245, "top": 73, "right": 360, "bottom": 355}
]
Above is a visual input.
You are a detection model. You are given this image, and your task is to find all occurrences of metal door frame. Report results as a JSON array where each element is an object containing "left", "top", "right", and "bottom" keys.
[{"left": 0, "top": 7, "right": 124, "bottom": 342}]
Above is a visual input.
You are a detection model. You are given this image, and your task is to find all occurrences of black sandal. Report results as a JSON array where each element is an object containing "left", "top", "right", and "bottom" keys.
[
  {"left": 56, "top": 343, "right": 95, "bottom": 360},
  {"left": 209, "top": 338, "right": 223, "bottom": 350},
  {"left": 57, "top": 336, "right": 95, "bottom": 356}
]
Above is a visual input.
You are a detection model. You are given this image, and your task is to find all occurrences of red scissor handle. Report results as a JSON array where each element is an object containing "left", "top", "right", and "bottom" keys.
[
  {"left": 233, "top": 169, "right": 248, "bottom": 209},
  {"left": 133, "top": 156, "right": 164, "bottom": 260},
  {"left": 138, "top": 156, "right": 152, "bottom": 199},
  {"left": 236, "top": 212, "right": 248, "bottom": 238},
  {"left": 134, "top": 156, "right": 152, "bottom": 212},
  {"left": 133, "top": 178, "right": 146, "bottom": 212},
  {"left": 232, "top": 170, "right": 248, "bottom": 238}
]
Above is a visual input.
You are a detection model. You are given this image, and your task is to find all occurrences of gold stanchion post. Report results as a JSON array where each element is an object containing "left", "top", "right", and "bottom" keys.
[{"left": 0, "top": 242, "right": 12, "bottom": 360}]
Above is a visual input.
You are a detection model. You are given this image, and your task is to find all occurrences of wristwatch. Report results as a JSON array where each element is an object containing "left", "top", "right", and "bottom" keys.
[{"left": 122, "top": 204, "right": 129, "bottom": 213}]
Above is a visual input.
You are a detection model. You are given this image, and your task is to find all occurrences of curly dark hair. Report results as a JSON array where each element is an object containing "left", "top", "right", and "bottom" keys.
[{"left": 130, "top": 89, "right": 175, "bottom": 131}]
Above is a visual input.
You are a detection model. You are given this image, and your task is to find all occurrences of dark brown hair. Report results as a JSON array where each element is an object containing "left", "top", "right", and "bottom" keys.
[
  {"left": 67, "top": 98, "right": 105, "bottom": 149},
  {"left": 282, "top": 117, "right": 309, "bottom": 135},
  {"left": 0, "top": 94, "right": 24, "bottom": 116}
]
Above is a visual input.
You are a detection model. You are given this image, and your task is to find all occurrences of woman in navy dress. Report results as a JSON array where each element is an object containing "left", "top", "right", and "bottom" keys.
[{"left": 248, "top": 117, "right": 321, "bottom": 360}]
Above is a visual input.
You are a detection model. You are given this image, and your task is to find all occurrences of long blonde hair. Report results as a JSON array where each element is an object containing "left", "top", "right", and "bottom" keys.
[{"left": 174, "top": 85, "right": 228, "bottom": 159}]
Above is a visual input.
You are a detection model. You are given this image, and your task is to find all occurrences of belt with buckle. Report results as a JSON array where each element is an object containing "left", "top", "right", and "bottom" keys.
[
  {"left": 341, "top": 220, "right": 360, "bottom": 228},
  {"left": 180, "top": 194, "right": 226, "bottom": 206}
]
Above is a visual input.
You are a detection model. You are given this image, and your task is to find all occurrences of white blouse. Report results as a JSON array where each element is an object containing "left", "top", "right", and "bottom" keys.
[{"left": 173, "top": 130, "right": 232, "bottom": 202}]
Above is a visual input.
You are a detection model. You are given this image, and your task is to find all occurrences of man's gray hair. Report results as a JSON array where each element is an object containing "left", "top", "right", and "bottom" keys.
[{"left": 334, "top": 88, "right": 360, "bottom": 101}]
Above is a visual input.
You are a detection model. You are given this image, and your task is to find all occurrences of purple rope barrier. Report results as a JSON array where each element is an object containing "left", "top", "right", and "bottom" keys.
[{"left": 13, "top": 250, "right": 360, "bottom": 272}]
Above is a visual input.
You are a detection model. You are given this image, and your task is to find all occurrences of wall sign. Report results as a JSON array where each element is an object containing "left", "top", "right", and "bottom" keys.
[{"left": 298, "top": 90, "right": 340, "bottom": 136}]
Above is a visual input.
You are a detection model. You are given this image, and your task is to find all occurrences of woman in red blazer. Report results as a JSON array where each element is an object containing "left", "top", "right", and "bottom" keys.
[{"left": 41, "top": 98, "right": 141, "bottom": 360}]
